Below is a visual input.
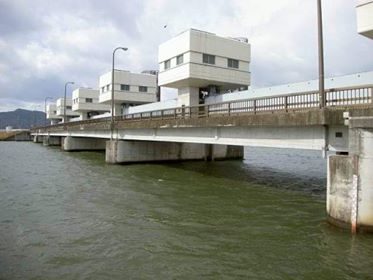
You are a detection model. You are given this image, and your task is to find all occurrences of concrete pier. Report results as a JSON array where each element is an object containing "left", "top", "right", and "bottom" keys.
[
  {"left": 62, "top": 136, "right": 106, "bottom": 151},
  {"left": 105, "top": 140, "right": 243, "bottom": 164},
  {"left": 327, "top": 116, "right": 373, "bottom": 232},
  {"left": 43, "top": 136, "right": 61, "bottom": 146},
  {"left": 33, "top": 135, "right": 43, "bottom": 143}
]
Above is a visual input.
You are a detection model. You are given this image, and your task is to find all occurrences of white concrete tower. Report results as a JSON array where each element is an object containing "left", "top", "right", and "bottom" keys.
[
  {"left": 46, "top": 104, "right": 62, "bottom": 125},
  {"left": 356, "top": 0, "right": 373, "bottom": 39},
  {"left": 72, "top": 88, "right": 110, "bottom": 120},
  {"left": 56, "top": 98, "right": 79, "bottom": 123},
  {"left": 98, "top": 70, "right": 157, "bottom": 116},
  {"left": 158, "top": 29, "right": 251, "bottom": 107}
]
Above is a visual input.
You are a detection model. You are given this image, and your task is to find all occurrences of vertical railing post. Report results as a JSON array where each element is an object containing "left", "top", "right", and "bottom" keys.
[
  {"left": 253, "top": 100, "right": 257, "bottom": 114},
  {"left": 181, "top": 105, "right": 185, "bottom": 119},
  {"left": 228, "top": 103, "right": 231, "bottom": 115},
  {"left": 284, "top": 96, "right": 288, "bottom": 112},
  {"left": 161, "top": 110, "right": 164, "bottom": 120}
]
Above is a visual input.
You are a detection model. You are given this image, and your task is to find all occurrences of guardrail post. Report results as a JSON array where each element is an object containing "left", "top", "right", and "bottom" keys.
[
  {"left": 228, "top": 103, "right": 231, "bottom": 115},
  {"left": 253, "top": 100, "right": 257, "bottom": 114},
  {"left": 181, "top": 105, "right": 185, "bottom": 119},
  {"left": 207, "top": 105, "right": 209, "bottom": 117},
  {"left": 371, "top": 88, "right": 373, "bottom": 104},
  {"left": 284, "top": 96, "right": 288, "bottom": 112},
  {"left": 161, "top": 110, "right": 164, "bottom": 120}
]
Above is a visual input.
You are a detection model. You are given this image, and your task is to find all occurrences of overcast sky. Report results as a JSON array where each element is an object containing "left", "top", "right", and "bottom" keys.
[{"left": 0, "top": 0, "right": 372, "bottom": 112}]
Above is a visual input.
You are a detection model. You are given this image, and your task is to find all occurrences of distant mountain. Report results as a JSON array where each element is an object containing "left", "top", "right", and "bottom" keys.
[{"left": 0, "top": 109, "right": 46, "bottom": 129}]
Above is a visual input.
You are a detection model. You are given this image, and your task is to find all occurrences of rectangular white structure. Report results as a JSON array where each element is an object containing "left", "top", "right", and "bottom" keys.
[
  {"left": 357, "top": 0, "right": 373, "bottom": 39},
  {"left": 158, "top": 29, "right": 250, "bottom": 88},
  {"left": 72, "top": 88, "right": 110, "bottom": 120},
  {"left": 98, "top": 70, "right": 157, "bottom": 116},
  {"left": 158, "top": 29, "right": 250, "bottom": 106},
  {"left": 56, "top": 98, "right": 79, "bottom": 122},
  {"left": 46, "top": 104, "right": 62, "bottom": 124}
]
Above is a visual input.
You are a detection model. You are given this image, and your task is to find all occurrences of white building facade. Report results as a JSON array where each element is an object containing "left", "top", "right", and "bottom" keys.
[
  {"left": 158, "top": 29, "right": 251, "bottom": 107},
  {"left": 46, "top": 104, "right": 62, "bottom": 125},
  {"left": 72, "top": 88, "right": 110, "bottom": 120},
  {"left": 98, "top": 70, "right": 157, "bottom": 116},
  {"left": 56, "top": 98, "right": 79, "bottom": 123},
  {"left": 356, "top": 0, "right": 373, "bottom": 39}
]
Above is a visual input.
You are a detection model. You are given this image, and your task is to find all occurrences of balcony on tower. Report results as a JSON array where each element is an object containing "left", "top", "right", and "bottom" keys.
[{"left": 357, "top": 0, "right": 373, "bottom": 39}]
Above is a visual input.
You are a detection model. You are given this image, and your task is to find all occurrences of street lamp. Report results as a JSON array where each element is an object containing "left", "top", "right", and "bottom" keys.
[
  {"left": 317, "top": 0, "right": 325, "bottom": 108},
  {"left": 44, "top": 96, "right": 53, "bottom": 126},
  {"left": 64, "top": 81, "right": 74, "bottom": 123},
  {"left": 111, "top": 47, "right": 128, "bottom": 140}
]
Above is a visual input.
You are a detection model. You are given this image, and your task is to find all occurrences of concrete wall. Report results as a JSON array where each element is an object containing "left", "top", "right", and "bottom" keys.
[
  {"left": 43, "top": 136, "right": 61, "bottom": 146},
  {"left": 106, "top": 140, "right": 243, "bottom": 163}
]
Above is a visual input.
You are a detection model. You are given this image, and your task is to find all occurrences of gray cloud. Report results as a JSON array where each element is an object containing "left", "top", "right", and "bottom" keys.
[{"left": 0, "top": 0, "right": 372, "bottom": 111}]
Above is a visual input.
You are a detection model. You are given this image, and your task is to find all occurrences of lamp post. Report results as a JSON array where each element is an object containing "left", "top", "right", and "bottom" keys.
[
  {"left": 317, "top": 0, "right": 325, "bottom": 108},
  {"left": 64, "top": 81, "right": 74, "bottom": 123},
  {"left": 44, "top": 97, "right": 53, "bottom": 126},
  {"left": 111, "top": 47, "right": 128, "bottom": 140}
]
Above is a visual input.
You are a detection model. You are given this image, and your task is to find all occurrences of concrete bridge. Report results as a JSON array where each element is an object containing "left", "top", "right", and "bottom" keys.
[{"left": 31, "top": 86, "right": 373, "bottom": 233}]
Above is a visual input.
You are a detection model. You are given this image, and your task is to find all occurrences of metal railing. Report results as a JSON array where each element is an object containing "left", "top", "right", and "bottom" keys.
[
  {"left": 123, "top": 86, "right": 373, "bottom": 121},
  {"left": 33, "top": 86, "right": 372, "bottom": 131}
]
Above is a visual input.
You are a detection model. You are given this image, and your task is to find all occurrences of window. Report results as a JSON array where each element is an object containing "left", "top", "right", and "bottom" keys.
[
  {"left": 228, "top": 58, "right": 239, "bottom": 69},
  {"left": 101, "top": 87, "right": 105, "bottom": 93},
  {"left": 203, "top": 53, "right": 215, "bottom": 65},
  {"left": 120, "top": 84, "right": 130, "bottom": 91},
  {"left": 86, "top": 98, "right": 93, "bottom": 103},
  {"left": 66, "top": 106, "right": 72, "bottom": 110},
  {"left": 53, "top": 110, "right": 57, "bottom": 114},
  {"left": 164, "top": 59, "right": 171, "bottom": 70},
  {"left": 106, "top": 85, "right": 110, "bottom": 91},
  {"left": 139, "top": 86, "right": 148, "bottom": 92},
  {"left": 176, "top": 54, "right": 183, "bottom": 65}
]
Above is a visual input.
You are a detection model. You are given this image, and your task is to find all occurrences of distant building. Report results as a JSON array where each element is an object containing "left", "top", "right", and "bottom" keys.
[
  {"left": 56, "top": 98, "right": 79, "bottom": 123},
  {"left": 356, "top": 0, "right": 373, "bottom": 39},
  {"left": 158, "top": 28, "right": 251, "bottom": 106},
  {"left": 46, "top": 104, "right": 62, "bottom": 125},
  {"left": 98, "top": 70, "right": 157, "bottom": 116},
  {"left": 72, "top": 88, "right": 110, "bottom": 120}
]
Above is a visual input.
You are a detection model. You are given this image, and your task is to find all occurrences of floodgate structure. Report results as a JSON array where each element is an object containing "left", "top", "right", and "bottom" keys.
[{"left": 33, "top": 21, "right": 373, "bottom": 233}]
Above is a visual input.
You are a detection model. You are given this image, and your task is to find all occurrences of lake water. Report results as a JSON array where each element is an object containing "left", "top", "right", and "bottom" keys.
[{"left": 1, "top": 142, "right": 373, "bottom": 279}]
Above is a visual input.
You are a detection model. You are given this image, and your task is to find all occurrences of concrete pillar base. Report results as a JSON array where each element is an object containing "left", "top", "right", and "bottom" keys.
[
  {"left": 327, "top": 127, "right": 373, "bottom": 232},
  {"left": 33, "top": 135, "right": 43, "bottom": 143},
  {"left": 62, "top": 136, "right": 106, "bottom": 151},
  {"left": 43, "top": 136, "right": 61, "bottom": 146},
  {"left": 105, "top": 140, "right": 243, "bottom": 164}
]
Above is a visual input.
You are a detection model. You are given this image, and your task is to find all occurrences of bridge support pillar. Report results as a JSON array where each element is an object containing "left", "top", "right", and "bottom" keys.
[
  {"left": 43, "top": 136, "right": 61, "bottom": 146},
  {"left": 33, "top": 135, "right": 43, "bottom": 143},
  {"left": 62, "top": 136, "right": 106, "bottom": 151},
  {"left": 105, "top": 140, "right": 243, "bottom": 164},
  {"left": 327, "top": 122, "right": 373, "bottom": 232}
]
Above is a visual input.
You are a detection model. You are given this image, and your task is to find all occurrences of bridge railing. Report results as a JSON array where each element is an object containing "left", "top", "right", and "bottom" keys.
[
  {"left": 32, "top": 86, "right": 372, "bottom": 131},
  {"left": 123, "top": 86, "right": 372, "bottom": 121}
]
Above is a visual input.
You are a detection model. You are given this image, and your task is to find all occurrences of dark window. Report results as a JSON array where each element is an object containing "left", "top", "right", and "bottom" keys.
[
  {"left": 164, "top": 59, "right": 171, "bottom": 70},
  {"left": 53, "top": 111, "right": 56, "bottom": 114},
  {"left": 176, "top": 54, "right": 183, "bottom": 65},
  {"left": 101, "top": 87, "right": 105, "bottom": 93},
  {"left": 121, "top": 84, "right": 130, "bottom": 91},
  {"left": 203, "top": 53, "right": 215, "bottom": 65},
  {"left": 335, "top": 132, "right": 343, "bottom": 138},
  {"left": 139, "top": 86, "right": 148, "bottom": 92},
  {"left": 106, "top": 85, "right": 110, "bottom": 91},
  {"left": 66, "top": 106, "right": 72, "bottom": 110},
  {"left": 86, "top": 98, "right": 93, "bottom": 103},
  {"left": 228, "top": 58, "right": 239, "bottom": 69}
]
